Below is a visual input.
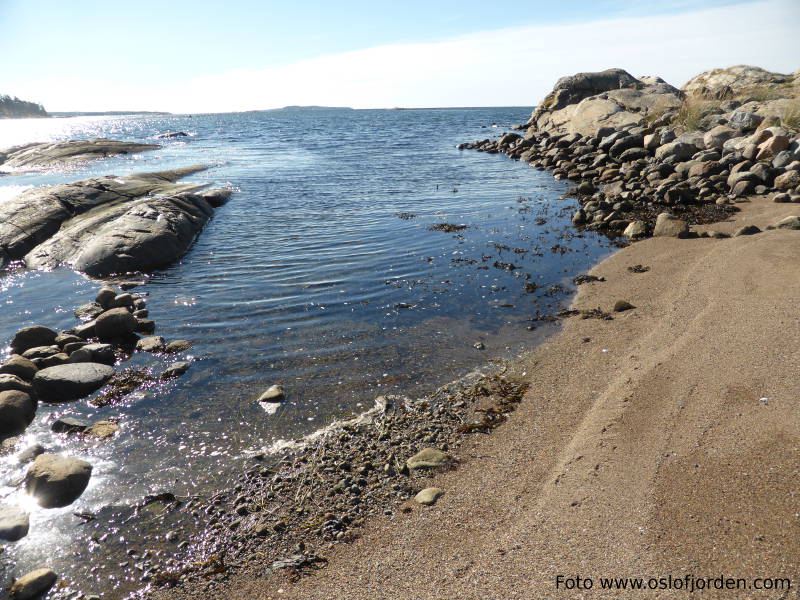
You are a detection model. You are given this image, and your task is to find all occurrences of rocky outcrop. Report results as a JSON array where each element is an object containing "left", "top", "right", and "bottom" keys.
[
  {"left": 0, "top": 138, "right": 158, "bottom": 170},
  {"left": 527, "top": 68, "right": 683, "bottom": 137},
  {"left": 0, "top": 166, "right": 232, "bottom": 275},
  {"left": 682, "top": 65, "right": 799, "bottom": 99}
]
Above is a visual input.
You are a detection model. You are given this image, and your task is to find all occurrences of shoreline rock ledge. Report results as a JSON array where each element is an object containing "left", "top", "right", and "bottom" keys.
[
  {"left": 0, "top": 138, "right": 159, "bottom": 171},
  {"left": 0, "top": 166, "right": 232, "bottom": 275}
]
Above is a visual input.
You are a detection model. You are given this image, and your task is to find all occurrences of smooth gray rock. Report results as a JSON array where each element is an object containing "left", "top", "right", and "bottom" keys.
[
  {"left": 0, "top": 391, "right": 36, "bottom": 438},
  {"left": 95, "top": 287, "right": 117, "bottom": 309},
  {"left": 94, "top": 308, "right": 137, "bottom": 340},
  {"left": 17, "top": 444, "right": 45, "bottom": 464},
  {"left": 655, "top": 141, "right": 698, "bottom": 162},
  {"left": 623, "top": 220, "right": 647, "bottom": 239},
  {"left": 414, "top": 487, "right": 444, "bottom": 506},
  {"left": 32, "top": 363, "right": 114, "bottom": 403},
  {"left": 67, "top": 347, "right": 94, "bottom": 363},
  {"left": 775, "top": 215, "right": 800, "bottom": 229},
  {"left": 0, "top": 503, "right": 29, "bottom": 541},
  {"left": 74, "top": 302, "right": 104, "bottom": 321},
  {"left": 164, "top": 339, "right": 192, "bottom": 353},
  {"left": 10, "top": 326, "right": 58, "bottom": 355},
  {"left": 82, "top": 343, "right": 116, "bottom": 365},
  {"left": 25, "top": 453, "right": 92, "bottom": 508},
  {"left": 136, "top": 336, "right": 165, "bottom": 353},
  {"left": 51, "top": 417, "right": 89, "bottom": 434},
  {"left": 0, "top": 138, "right": 158, "bottom": 170},
  {"left": 9, "top": 568, "right": 58, "bottom": 599},
  {"left": 21, "top": 345, "right": 60, "bottom": 360},
  {"left": 33, "top": 353, "right": 70, "bottom": 369},
  {"left": 0, "top": 167, "right": 207, "bottom": 272}
]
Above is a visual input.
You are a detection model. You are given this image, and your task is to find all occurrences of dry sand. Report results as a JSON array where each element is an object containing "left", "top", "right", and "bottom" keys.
[{"left": 207, "top": 196, "right": 800, "bottom": 599}]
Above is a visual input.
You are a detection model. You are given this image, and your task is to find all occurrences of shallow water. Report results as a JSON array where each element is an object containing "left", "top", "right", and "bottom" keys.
[{"left": 0, "top": 108, "right": 615, "bottom": 595}]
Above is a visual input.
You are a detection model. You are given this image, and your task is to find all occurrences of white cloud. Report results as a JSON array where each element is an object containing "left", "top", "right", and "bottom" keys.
[{"left": 14, "top": 0, "right": 800, "bottom": 113}]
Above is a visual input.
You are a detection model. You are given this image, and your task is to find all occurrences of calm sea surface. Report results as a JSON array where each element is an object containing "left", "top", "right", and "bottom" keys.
[{"left": 0, "top": 108, "right": 615, "bottom": 595}]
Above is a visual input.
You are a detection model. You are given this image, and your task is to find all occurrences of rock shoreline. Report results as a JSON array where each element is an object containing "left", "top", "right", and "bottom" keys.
[
  {"left": 460, "top": 66, "right": 800, "bottom": 240},
  {"left": 0, "top": 138, "right": 159, "bottom": 171}
]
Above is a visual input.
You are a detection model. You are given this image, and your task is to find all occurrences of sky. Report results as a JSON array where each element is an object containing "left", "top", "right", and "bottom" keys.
[{"left": 0, "top": 0, "right": 798, "bottom": 113}]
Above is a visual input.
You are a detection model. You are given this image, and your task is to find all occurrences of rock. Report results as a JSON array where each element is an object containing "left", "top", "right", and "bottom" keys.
[
  {"left": 119, "top": 280, "right": 145, "bottom": 290},
  {"left": 133, "top": 309, "right": 149, "bottom": 319},
  {"left": 623, "top": 221, "right": 647, "bottom": 239},
  {"left": 71, "top": 320, "right": 97, "bottom": 340},
  {"left": 0, "top": 167, "right": 208, "bottom": 274},
  {"left": 0, "top": 374, "right": 34, "bottom": 395},
  {"left": 0, "top": 138, "right": 159, "bottom": 170},
  {"left": 95, "top": 287, "right": 117, "bottom": 309},
  {"left": 774, "top": 215, "right": 800, "bottom": 229},
  {"left": 8, "top": 568, "right": 58, "bottom": 599},
  {"left": 17, "top": 444, "right": 45, "bottom": 464},
  {"left": 94, "top": 308, "right": 138, "bottom": 340},
  {"left": 162, "top": 361, "right": 190, "bottom": 379},
  {"left": 683, "top": 65, "right": 795, "bottom": 98},
  {"left": 406, "top": 448, "right": 449, "bottom": 470},
  {"left": 10, "top": 326, "right": 58, "bottom": 354},
  {"left": 113, "top": 293, "right": 135, "bottom": 308},
  {"left": 729, "top": 110, "right": 764, "bottom": 132},
  {"left": 198, "top": 188, "right": 232, "bottom": 208},
  {"left": 33, "top": 353, "right": 70, "bottom": 369},
  {"left": 655, "top": 141, "right": 697, "bottom": 162},
  {"left": 613, "top": 300, "right": 636, "bottom": 312},
  {"left": 258, "top": 385, "right": 285, "bottom": 402},
  {"left": 0, "top": 355, "right": 38, "bottom": 381},
  {"left": 164, "top": 340, "right": 192, "bottom": 353},
  {"left": 32, "top": 363, "right": 115, "bottom": 403},
  {"left": 21, "top": 345, "right": 60, "bottom": 360},
  {"left": 653, "top": 213, "right": 689, "bottom": 238},
  {"left": 527, "top": 69, "right": 682, "bottom": 137},
  {"left": 67, "top": 347, "right": 94, "bottom": 363},
  {"left": 773, "top": 192, "right": 791, "bottom": 203},
  {"left": 51, "top": 417, "right": 89, "bottom": 434},
  {"left": 0, "top": 504, "right": 29, "bottom": 541},
  {"left": 83, "top": 421, "right": 120, "bottom": 440},
  {"left": 82, "top": 343, "right": 116, "bottom": 365},
  {"left": 774, "top": 170, "right": 800, "bottom": 191},
  {"left": 756, "top": 135, "right": 790, "bottom": 160},
  {"left": 0, "top": 391, "right": 36, "bottom": 438},
  {"left": 135, "top": 318, "right": 156, "bottom": 334},
  {"left": 74, "top": 302, "right": 104, "bottom": 321},
  {"left": 157, "top": 131, "right": 188, "bottom": 138},
  {"left": 414, "top": 487, "right": 444, "bottom": 506},
  {"left": 136, "top": 336, "right": 165, "bottom": 353},
  {"left": 55, "top": 334, "right": 83, "bottom": 348},
  {"left": 25, "top": 454, "right": 92, "bottom": 508},
  {"left": 703, "top": 125, "right": 736, "bottom": 150},
  {"left": 734, "top": 225, "right": 761, "bottom": 236}
]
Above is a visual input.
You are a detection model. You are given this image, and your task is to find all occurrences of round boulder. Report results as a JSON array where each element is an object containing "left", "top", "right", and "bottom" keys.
[
  {"left": 0, "top": 503, "right": 30, "bottom": 541},
  {"left": 0, "top": 391, "right": 37, "bottom": 438},
  {"left": 94, "top": 307, "right": 138, "bottom": 340},
  {"left": 25, "top": 453, "right": 92, "bottom": 508},
  {"left": 10, "top": 326, "right": 58, "bottom": 355},
  {"left": 0, "top": 374, "right": 34, "bottom": 395},
  {"left": 0, "top": 355, "right": 38, "bottom": 381},
  {"left": 32, "top": 363, "right": 114, "bottom": 403},
  {"left": 9, "top": 568, "right": 58, "bottom": 599}
]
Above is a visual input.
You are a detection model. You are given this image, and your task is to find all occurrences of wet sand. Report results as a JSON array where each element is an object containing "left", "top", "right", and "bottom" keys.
[{"left": 171, "top": 193, "right": 800, "bottom": 599}]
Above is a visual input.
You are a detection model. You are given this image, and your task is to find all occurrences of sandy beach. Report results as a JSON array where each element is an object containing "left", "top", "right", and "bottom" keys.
[{"left": 208, "top": 193, "right": 800, "bottom": 599}]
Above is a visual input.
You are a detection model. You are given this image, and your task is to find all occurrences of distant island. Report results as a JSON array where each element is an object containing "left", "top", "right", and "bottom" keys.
[
  {"left": 277, "top": 105, "right": 354, "bottom": 111},
  {"left": 50, "top": 111, "right": 171, "bottom": 117},
  {"left": 0, "top": 94, "right": 48, "bottom": 119}
]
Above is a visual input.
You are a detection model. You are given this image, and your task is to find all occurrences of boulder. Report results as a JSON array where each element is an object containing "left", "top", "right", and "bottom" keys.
[
  {"left": 32, "top": 363, "right": 114, "bottom": 402},
  {"left": 136, "top": 336, "right": 166, "bottom": 353},
  {"left": 51, "top": 417, "right": 89, "bottom": 434},
  {"left": 164, "top": 339, "right": 192, "bottom": 353},
  {"left": 0, "top": 504, "right": 29, "bottom": 541},
  {"left": 0, "top": 391, "right": 37, "bottom": 438},
  {"left": 775, "top": 215, "right": 800, "bottom": 230},
  {"left": 95, "top": 287, "right": 117, "bottom": 309},
  {"left": 756, "top": 135, "right": 790, "bottom": 160},
  {"left": 683, "top": 65, "right": 795, "bottom": 98},
  {"left": 74, "top": 302, "right": 104, "bottom": 321},
  {"left": 655, "top": 141, "right": 697, "bottom": 162},
  {"left": 94, "top": 308, "right": 138, "bottom": 340},
  {"left": 157, "top": 131, "right": 188, "bottom": 138},
  {"left": 25, "top": 453, "right": 92, "bottom": 508},
  {"left": 258, "top": 385, "right": 285, "bottom": 402},
  {"left": 83, "top": 420, "right": 120, "bottom": 440},
  {"left": 623, "top": 221, "right": 647, "bottom": 239},
  {"left": 734, "top": 225, "right": 761, "bottom": 236},
  {"left": 82, "top": 343, "right": 116, "bottom": 365},
  {"left": 0, "top": 355, "right": 38, "bottom": 381},
  {"left": 21, "top": 345, "right": 60, "bottom": 360},
  {"left": 17, "top": 444, "right": 45, "bottom": 464},
  {"left": 729, "top": 111, "right": 764, "bottom": 132},
  {"left": 775, "top": 171, "right": 800, "bottom": 191},
  {"left": 653, "top": 213, "right": 689, "bottom": 238},
  {"left": 703, "top": 125, "right": 736, "bottom": 150},
  {"left": 10, "top": 325, "right": 58, "bottom": 354},
  {"left": 8, "top": 568, "right": 58, "bottom": 600},
  {"left": 0, "top": 374, "right": 33, "bottom": 395}
]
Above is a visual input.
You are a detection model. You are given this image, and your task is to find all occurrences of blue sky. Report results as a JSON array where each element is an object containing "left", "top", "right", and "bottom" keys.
[{"left": 1, "top": 0, "right": 797, "bottom": 112}]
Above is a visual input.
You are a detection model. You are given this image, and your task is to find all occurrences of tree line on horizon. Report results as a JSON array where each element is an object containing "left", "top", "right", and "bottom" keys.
[{"left": 0, "top": 94, "right": 49, "bottom": 118}]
